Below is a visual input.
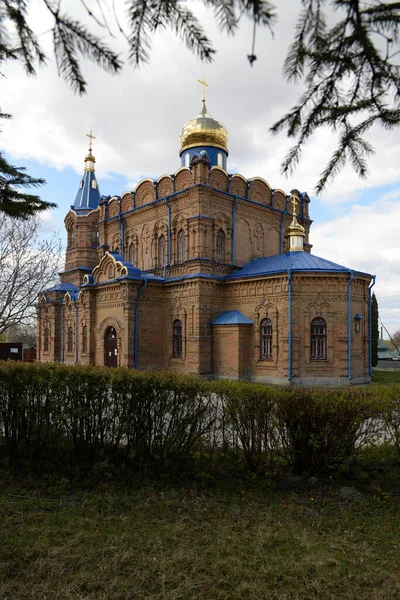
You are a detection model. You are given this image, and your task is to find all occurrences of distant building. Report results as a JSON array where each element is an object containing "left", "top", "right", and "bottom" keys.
[
  {"left": 378, "top": 338, "right": 400, "bottom": 360},
  {"left": 37, "top": 83, "right": 374, "bottom": 385}
]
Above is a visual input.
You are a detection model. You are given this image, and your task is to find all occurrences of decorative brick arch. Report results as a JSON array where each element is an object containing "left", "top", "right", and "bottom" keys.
[
  {"left": 99, "top": 316, "right": 123, "bottom": 339},
  {"left": 108, "top": 197, "right": 119, "bottom": 218},
  {"left": 253, "top": 301, "right": 279, "bottom": 365},
  {"left": 209, "top": 167, "right": 228, "bottom": 191},
  {"left": 134, "top": 179, "right": 154, "bottom": 207},
  {"left": 157, "top": 175, "right": 173, "bottom": 198},
  {"left": 120, "top": 192, "right": 133, "bottom": 213},
  {"left": 248, "top": 178, "right": 272, "bottom": 205},
  {"left": 304, "top": 291, "right": 334, "bottom": 365},
  {"left": 274, "top": 189, "right": 287, "bottom": 211},
  {"left": 174, "top": 168, "right": 192, "bottom": 191},
  {"left": 230, "top": 174, "right": 248, "bottom": 197},
  {"left": 169, "top": 301, "right": 187, "bottom": 360}
]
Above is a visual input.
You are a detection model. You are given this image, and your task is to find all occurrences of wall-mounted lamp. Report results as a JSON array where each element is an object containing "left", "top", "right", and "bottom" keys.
[{"left": 354, "top": 313, "right": 363, "bottom": 334}]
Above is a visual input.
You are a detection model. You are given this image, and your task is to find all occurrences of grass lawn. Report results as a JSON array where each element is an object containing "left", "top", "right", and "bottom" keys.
[
  {"left": 1, "top": 483, "right": 400, "bottom": 599},
  {"left": 372, "top": 369, "right": 400, "bottom": 385}
]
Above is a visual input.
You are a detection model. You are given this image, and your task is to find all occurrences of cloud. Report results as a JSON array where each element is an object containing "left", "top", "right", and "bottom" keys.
[{"left": 312, "top": 192, "right": 400, "bottom": 334}]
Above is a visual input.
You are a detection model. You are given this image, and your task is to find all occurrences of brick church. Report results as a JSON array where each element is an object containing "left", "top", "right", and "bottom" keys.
[{"left": 37, "top": 81, "right": 374, "bottom": 385}]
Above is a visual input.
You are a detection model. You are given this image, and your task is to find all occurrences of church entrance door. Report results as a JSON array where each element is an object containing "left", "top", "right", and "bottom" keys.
[{"left": 105, "top": 326, "right": 118, "bottom": 367}]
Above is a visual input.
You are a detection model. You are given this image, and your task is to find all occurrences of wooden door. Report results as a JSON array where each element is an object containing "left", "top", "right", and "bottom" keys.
[{"left": 105, "top": 326, "right": 118, "bottom": 367}]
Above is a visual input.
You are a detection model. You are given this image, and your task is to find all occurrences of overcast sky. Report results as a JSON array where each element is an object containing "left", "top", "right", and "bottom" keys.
[{"left": 2, "top": 0, "right": 400, "bottom": 336}]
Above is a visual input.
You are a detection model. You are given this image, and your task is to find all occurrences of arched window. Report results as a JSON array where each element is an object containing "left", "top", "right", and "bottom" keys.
[
  {"left": 129, "top": 243, "right": 136, "bottom": 266},
  {"left": 158, "top": 235, "right": 167, "bottom": 267},
  {"left": 82, "top": 325, "right": 87, "bottom": 354},
  {"left": 44, "top": 326, "right": 49, "bottom": 352},
  {"left": 216, "top": 229, "right": 226, "bottom": 263},
  {"left": 311, "top": 317, "right": 326, "bottom": 360},
  {"left": 260, "top": 318, "right": 273, "bottom": 359},
  {"left": 217, "top": 152, "right": 223, "bottom": 168},
  {"left": 67, "top": 326, "right": 73, "bottom": 353},
  {"left": 108, "top": 264, "right": 114, "bottom": 280},
  {"left": 173, "top": 319, "right": 183, "bottom": 357},
  {"left": 185, "top": 153, "right": 190, "bottom": 167},
  {"left": 177, "top": 230, "right": 186, "bottom": 263}
]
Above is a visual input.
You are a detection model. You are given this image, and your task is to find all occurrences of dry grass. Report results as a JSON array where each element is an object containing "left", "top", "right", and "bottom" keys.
[{"left": 1, "top": 484, "right": 400, "bottom": 599}]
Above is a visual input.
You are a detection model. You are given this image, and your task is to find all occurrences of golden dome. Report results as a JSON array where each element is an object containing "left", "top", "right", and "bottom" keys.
[
  {"left": 286, "top": 217, "right": 305, "bottom": 235},
  {"left": 180, "top": 101, "right": 228, "bottom": 154}
]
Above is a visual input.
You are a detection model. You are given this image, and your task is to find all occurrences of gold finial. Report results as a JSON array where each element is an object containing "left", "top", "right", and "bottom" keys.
[
  {"left": 198, "top": 75, "right": 209, "bottom": 103},
  {"left": 86, "top": 130, "right": 96, "bottom": 153},
  {"left": 285, "top": 192, "right": 305, "bottom": 252}
]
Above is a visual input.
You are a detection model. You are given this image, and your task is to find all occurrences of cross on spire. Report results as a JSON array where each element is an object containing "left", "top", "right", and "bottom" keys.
[
  {"left": 86, "top": 130, "right": 96, "bottom": 153},
  {"left": 198, "top": 75, "right": 209, "bottom": 103}
]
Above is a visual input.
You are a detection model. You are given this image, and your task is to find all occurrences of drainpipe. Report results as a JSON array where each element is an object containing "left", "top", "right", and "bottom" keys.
[
  {"left": 231, "top": 195, "right": 238, "bottom": 265},
  {"left": 347, "top": 270, "right": 355, "bottom": 380},
  {"left": 368, "top": 275, "right": 376, "bottom": 378},
  {"left": 75, "top": 301, "right": 79, "bottom": 364},
  {"left": 118, "top": 207, "right": 125, "bottom": 259},
  {"left": 164, "top": 198, "right": 172, "bottom": 279},
  {"left": 279, "top": 192, "right": 287, "bottom": 254},
  {"left": 61, "top": 304, "right": 65, "bottom": 363},
  {"left": 288, "top": 269, "right": 292, "bottom": 381},
  {"left": 134, "top": 278, "right": 148, "bottom": 368}
]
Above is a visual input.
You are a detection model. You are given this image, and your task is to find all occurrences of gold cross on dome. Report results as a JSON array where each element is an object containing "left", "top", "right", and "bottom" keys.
[
  {"left": 86, "top": 130, "right": 96, "bottom": 153},
  {"left": 198, "top": 75, "right": 209, "bottom": 103},
  {"left": 291, "top": 193, "right": 299, "bottom": 217}
]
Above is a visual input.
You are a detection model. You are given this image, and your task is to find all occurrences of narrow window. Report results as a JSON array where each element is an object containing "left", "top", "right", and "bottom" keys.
[
  {"left": 91, "top": 229, "right": 99, "bottom": 247},
  {"left": 67, "top": 326, "right": 73, "bottom": 353},
  {"left": 91, "top": 179, "right": 97, "bottom": 189},
  {"left": 173, "top": 319, "right": 183, "bottom": 357},
  {"left": 158, "top": 235, "right": 167, "bottom": 267},
  {"left": 177, "top": 230, "right": 186, "bottom": 263},
  {"left": 311, "top": 317, "right": 326, "bottom": 360},
  {"left": 44, "top": 326, "right": 49, "bottom": 352},
  {"left": 82, "top": 325, "right": 87, "bottom": 354},
  {"left": 185, "top": 153, "right": 190, "bottom": 167},
  {"left": 260, "top": 318, "right": 273, "bottom": 359},
  {"left": 216, "top": 229, "right": 226, "bottom": 263},
  {"left": 217, "top": 152, "right": 223, "bottom": 168},
  {"left": 108, "top": 264, "right": 114, "bottom": 280},
  {"left": 129, "top": 243, "right": 136, "bottom": 266},
  {"left": 70, "top": 224, "right": 76, "bottom": 248}
]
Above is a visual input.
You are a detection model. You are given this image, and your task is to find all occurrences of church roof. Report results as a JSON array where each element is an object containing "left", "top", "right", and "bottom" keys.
[
  {"left": 42, "top": 282, "right": 79, "bottom": 294},
  {"left": 225, "top": 252, "right": 372, "bottom": 280},
  {"left": 73, "top": 165, "right": 101, "bottom": 213},
  {"left": 211, "top": 310, "right": 253, "bottom": 325},
  {"left": 108, "top": 251, "right": 142, "bottom": 279}
]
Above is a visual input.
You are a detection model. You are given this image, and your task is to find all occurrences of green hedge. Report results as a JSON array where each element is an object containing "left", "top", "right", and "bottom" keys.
[{"left": 0, "top": 362, "right": 398, "bottom": 478}]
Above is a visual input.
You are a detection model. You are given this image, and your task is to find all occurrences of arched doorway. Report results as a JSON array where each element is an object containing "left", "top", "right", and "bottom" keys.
[{"left": 104, "top": 326, "right": 118, "bottom": 367}]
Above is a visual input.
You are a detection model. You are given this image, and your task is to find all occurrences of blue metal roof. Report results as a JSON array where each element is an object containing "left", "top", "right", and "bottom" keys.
[
  {"left": 42, "top": 282, "right": 79, "bottom": 294},
  {"left": 211, "top": 310, "right": 253, "bottom": 325},
  {"left": 108, "top": 251, "right": 142, "bottom": 278},
  {"left": 225, "top": 252, "right": 372, "bottom": 280},
  {"left": 73, "top": 169, "right": 101, "bottom": 212}
]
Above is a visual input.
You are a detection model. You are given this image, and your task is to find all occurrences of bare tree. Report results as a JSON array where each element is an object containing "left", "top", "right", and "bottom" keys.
[
  {"left": 2, "top": 322, "right": 37, "bottom": 347},
  {"left": 0, "top": 213, "right": 62, "bottom": 335}
]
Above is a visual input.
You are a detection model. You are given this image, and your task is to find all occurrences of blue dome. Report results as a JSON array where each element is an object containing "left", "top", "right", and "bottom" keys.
[{"left": 73, "top": 152, "right": 101, "bottom": 213}]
